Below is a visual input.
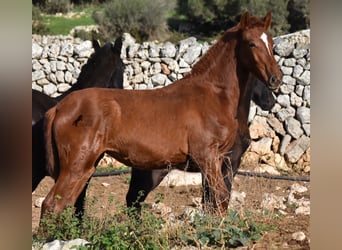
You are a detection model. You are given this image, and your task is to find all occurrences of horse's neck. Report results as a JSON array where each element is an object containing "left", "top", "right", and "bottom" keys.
[
  {"left": 190, "top": 31, "right": 249, "bottom": 98},
  {"left": 207, "top": 40, "right": 250, "bottom": 113}
]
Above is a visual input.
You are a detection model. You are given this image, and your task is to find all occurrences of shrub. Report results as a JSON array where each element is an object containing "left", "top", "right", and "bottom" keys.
[
  {"left": 241, "top": 0, "right": 290, "bottom": 36},
  {"left": 73, "top": 29, "right": 99, "bottom": 41},
  {"left": 287, "top": 0, "right": 310, "bottom": 32},
  {"left": 32, "top": 5, "right": 49, "bottom": 34},
  {"left": 93, "top": 0, "right": 176, "bottom": 42},
  {"left": 43, "top": 0, "right": 71, "bottom": 14},
  {"left": 176, "top": 0, "right": 291, "bottom": 37}
]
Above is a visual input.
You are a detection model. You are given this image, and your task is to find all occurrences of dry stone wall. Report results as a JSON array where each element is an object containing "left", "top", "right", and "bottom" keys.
[{"left": 32, "top": 30, "right": 310, "bottom": 173}]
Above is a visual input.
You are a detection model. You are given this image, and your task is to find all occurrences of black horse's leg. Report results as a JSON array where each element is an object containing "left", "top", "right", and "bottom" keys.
[
  {"left": 74, "top": 180, "right": 89, "bottom": 220},
  {"left": 126, "top": 168, "right": 169, "bottom": 216}
]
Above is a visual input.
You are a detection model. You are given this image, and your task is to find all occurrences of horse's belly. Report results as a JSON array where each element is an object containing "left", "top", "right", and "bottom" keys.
[{"left": 109, "top": 138, "right": 188, "bottom": 169}]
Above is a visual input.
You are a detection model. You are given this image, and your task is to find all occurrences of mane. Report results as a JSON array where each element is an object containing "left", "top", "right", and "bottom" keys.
[
  {"left": 188, "top": 15, "right": 266, "bottom": 78},
  {"left": 188, "top": 25, "right": 239, "bottom": 77}
]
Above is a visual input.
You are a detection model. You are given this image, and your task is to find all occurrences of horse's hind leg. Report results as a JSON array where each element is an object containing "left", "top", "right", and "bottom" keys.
[
  {"left": 40, "top": 153, "right": 98, "bottom": 220},
  {"left": 74, "top": 180, "right": 90, "bottom": 219},
  {"left": 126, "top": 168, "right": 169, "bottom": 214}
]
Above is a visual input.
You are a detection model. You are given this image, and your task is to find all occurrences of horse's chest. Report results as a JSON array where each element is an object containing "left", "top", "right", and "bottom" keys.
[{"left": 192, "top": 110, "right": 238, "bottom": 146}]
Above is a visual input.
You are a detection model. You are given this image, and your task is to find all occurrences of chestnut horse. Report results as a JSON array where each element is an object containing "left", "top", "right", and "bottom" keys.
[
  {"left": 32, "top": 38, "right": 124, "bottom": 216},
  {"left": 42, "top": 12, "right": 282, "bottom": 218},
  {"left": 126, "top": 76, "right": 277, "bottom": 212}
]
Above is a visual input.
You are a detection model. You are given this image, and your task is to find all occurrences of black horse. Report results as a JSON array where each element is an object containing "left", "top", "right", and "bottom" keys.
[
  {"left": 126, "top": 76, "right": 277, "bottom": 213},
  {"left": 32, "top": 37, "right": 124, "bottom": 216},
  {"left": 32, "top": 38, "right": 124, "bottom": 125}
]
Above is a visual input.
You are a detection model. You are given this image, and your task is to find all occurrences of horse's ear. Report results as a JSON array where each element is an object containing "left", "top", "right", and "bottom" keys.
[
  {"left": 263, "top": 12, "right": 272, "bottom": 31},
  {"left": 113, "top": 36, "right": 123, "bottom": 54},
  {"left": 239, "top": 11, "right": 250, "bottom": 29},
  {"left": 92, "top": 40, "right": 101, "bottom": 52}
]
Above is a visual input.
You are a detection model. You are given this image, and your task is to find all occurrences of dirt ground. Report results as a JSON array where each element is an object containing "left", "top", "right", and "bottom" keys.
[{"left": 32, "top": 165, "right": 310, "bottom": 249}]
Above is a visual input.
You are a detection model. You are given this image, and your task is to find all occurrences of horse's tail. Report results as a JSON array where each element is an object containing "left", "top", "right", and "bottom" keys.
[{"left": 44, "top": 106, "right": 59, "bottom": 179}]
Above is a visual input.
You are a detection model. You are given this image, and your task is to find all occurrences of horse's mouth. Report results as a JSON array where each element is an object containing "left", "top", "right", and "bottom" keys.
[{"left": 268, "top": 84, "right": 280, "bottom": 91}]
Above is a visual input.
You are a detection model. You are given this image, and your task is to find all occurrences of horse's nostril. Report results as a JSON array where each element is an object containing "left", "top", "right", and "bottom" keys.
[
  {"left": 268, "top": 74, "right": 280, "bottom": 90},
  {"left": 269, "top": 75, "right": 279, "bottom": 86}
]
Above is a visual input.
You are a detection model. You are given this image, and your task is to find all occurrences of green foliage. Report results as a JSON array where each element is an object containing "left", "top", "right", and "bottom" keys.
[
  {"left": 32, "top": 5, "right": 49, "bottom": 34},
  {"left": 287, "top": 0, "right": 310, "bottom": 32},
  {"left": 33, "top": 0, "right": 309, "bottom": 40},
  {"left": 178, "top": 210, "right": 265, "bottom": 248},
  {"left": 175, "top": 0, "right": 292, "bottom": 37},
  {"left": 73, "top": 29, "right": 97, "bottom": 41},
  {"left": 89, "top": 210, "right": 168, "bottom": 249},
  {"left": 93, "top": 0, "right": 176, "bottom": 43},
  {"left": 36, "top": 206, "right": 81, "bottom": 241},
  {"left": 33, "top": 195, "right": 270, "bottom": 249},
  {"left": 40, "top": 11, "right": 96, "bottom": 35},
  {"left": 178, "top": 0, "right": 233, "bottom": 23},
  {"left": 43, "top": 0, "right": 71, "bottom": 14},
  {"left": 243, "top": 0, "right": 290, "bottom": 36}
]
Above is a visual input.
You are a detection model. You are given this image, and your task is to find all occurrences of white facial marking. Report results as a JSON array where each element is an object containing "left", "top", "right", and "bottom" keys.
[{"left": 260, "top": 32, "right": 271, "bottom": 56}]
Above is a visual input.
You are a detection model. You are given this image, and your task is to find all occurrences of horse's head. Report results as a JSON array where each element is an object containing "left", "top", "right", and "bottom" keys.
[
  {"left": 76, "top": 37, "right": 124, "bottom": 89},
  {"left": 237, "top": 12, "right": 282, "bottom": 91}
]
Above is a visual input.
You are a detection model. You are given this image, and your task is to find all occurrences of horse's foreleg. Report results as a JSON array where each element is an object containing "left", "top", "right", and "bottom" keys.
[
  {"left": 221, "top": 131, "right": 251, "bottom": 199},
  {"left": 200, "top": 157, "right": 229, "bottom": 215}
]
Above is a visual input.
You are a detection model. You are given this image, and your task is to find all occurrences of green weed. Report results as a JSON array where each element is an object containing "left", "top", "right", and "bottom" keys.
[{"left": 33, "top": 195, "right": 273, "bottom": 249}]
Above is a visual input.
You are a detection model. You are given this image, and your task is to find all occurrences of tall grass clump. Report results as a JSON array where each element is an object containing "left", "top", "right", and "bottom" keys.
[{"left": 93, "top": 0, "right": 176, "bottom": 43}]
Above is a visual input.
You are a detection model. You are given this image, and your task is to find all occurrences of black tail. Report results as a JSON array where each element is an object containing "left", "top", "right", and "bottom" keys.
[{"left": 44, "top": 106, "right": 59, "bottom": 179}]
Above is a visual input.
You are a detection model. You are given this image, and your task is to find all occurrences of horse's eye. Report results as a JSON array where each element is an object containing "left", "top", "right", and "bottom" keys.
[{"left": 249, "top": 42, "right": 256, "bottom": 48}]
